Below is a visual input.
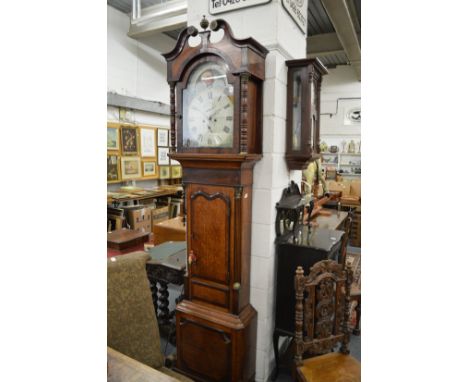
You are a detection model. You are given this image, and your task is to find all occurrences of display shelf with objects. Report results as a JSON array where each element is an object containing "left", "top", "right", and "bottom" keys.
[{"left": 322, "top": 152, "right": 361, "bottom": 178}]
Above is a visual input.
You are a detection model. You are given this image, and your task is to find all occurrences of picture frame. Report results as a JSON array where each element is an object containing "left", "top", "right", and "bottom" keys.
[
  {"left": 121, "top": 156, "right": 142, "bottom": 180},
  {"left": 121, "top": 126, "right": 139, "bottom": 155},
  {"left": 107, "top": 154, "right": 120, "bottom": 182},
  {"left": 171, "top": 166, "right": 182, "bottom": 179},
  {"left": 142, "top": 161, "right": 158, "bottom": 178},
  {"left": 158, "top": 146, "right": 170, "bottom": 165},
  {"left": 170, "top": 158, "right": 180, "bottom": 166},
  {"left": 107, "top": 124, "right": 120, "bottom": 151},
  {"left": 159, "top": 166, "right": 170, "bottom": 179},
  {"left": 157, "top": 128, "right": 169, "bottom": 147},
  {"left": 140, "top": 127, "right": 156, "bottom": 157}
]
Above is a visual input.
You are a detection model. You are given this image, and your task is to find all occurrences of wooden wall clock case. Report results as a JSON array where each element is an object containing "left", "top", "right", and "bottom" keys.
[{"left": 163, "top": 17, "right": 268, "bottom": 382}]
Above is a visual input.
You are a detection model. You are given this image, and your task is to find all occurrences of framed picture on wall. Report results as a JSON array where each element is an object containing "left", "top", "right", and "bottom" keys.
[
  {"left": 157, "top": 129, "right": 169, "bottom": 147},
  {"left": 142, "top": 161, "right": 158, "bottom": 177},
  {"left": 107, "top": 155, "right": 120, "bottom": 182},
  {"left": 121, "top": 157, "right": 141, "bottom": 180},
  {"left": 121, "top": 126, "right": 139, "bottom": 155},
  {"left": 158, "top": 146, "right": 170, "bottom": 165},
  {"left": 107, "top": 124, "right": 120, "bottom": 151},
  {"left": 140, "top": 128, "right": 156, "bottom": 157},
  {"left": 171, "top": 166, "right": 182, "bottom": 179},
  {"left": 170, "top": 158, "right": 180, "bottom": 166},
  {"left": 339, "top": 99, "right": 361, "bottom": 126},
  {"left": 159, "top": 166, "right": 170, "bottom": 179}
]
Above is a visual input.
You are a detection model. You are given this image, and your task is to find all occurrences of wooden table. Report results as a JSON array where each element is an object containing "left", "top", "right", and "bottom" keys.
[
  {"left": 107, "top": 347, "right": 179, "bottom": 382},
  {"left": 108, "top": 187, "right": 182, "bottom": 206},
  {"left": 146, "top": 241, "right": 187, "bottom": 326},
  {"left": 153, "top": 216, "right": 186, "bottom": 245},
  {"left": 107, "top": 229, "right": 150, "bottom": 257}
]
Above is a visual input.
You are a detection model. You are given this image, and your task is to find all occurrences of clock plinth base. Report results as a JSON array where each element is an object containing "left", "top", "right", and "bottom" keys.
[{"left": 175, "top": 300, "right": 257, "bottom": 382}]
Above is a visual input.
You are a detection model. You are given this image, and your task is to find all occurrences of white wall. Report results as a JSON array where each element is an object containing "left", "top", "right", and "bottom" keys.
[
  {"left": 107, "top": 5, "right": 175, "bottom": 105},
  {"left": 107, "top": 5, "right": 173, "bottom": 190},
  {"left": 320, "top": 65, "right": 361, "bottom": 148}
]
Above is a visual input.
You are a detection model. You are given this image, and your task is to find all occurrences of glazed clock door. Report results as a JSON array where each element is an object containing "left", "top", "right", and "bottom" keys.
[
  {"left": 182, "top": 59, "right": 235, "bottom": 149},
  {"left": 186, "top": 184, "right": 235, "bottom": 310}
]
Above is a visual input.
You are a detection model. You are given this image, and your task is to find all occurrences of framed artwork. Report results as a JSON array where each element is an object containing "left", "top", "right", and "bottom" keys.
[
  {"left": 160, "top": 166, "right": 170, "bottom": 179},
  {"left": 142, "top": 161, "right": 158, "bottom": 177},
  {"left": 140, "top": 128, "right": 156, "bottom": 157},
  {"left": 107, "top": 155, "right": 120, "bottom": 182},
  {"left": 339, "top": 99, "right": 361, "bottom": 126},
  {"left": 107, "top": 125, "right": 119, "bottom": 151},
  {"left": 157, "top": 129, "right": 169, "bottom": 146},
  {"left": 121, "top": 157, "right": 142, "bottom": 180},
  {"left": 171, "top": 166, "right": 182, "bottom": 179},
  {"left": 170, "top": 158, "right": 180, "bottom": 166},
  {"left": 158, "top": 146, "right": 170, "bottom": 165},
  {"left": 121, "top": 126, "right": 139, "bottom": 155}
]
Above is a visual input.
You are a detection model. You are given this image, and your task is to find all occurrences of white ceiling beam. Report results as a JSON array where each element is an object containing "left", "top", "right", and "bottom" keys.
[
  {"left": 321, "top": 0, "right": 361, "bottom": 80},
  {"left": 306, "top": 32, "right": 345, "bottom": 57},
  {"left": 128, "top": 0, "right": 187, "bottom": 38}
]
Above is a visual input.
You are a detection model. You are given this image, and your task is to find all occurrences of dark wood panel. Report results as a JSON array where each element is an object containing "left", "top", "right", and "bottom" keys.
[
  {"left": 178, "top": 318, "right": 231, "bottom": 381},
  {"left": 192, "top": 281, "right": 229, "bottom": 309}
]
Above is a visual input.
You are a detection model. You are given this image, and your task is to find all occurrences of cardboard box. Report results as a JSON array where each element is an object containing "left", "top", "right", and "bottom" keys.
[
  {"left": 132, "top": 219, "right": 152, "bottom": 233},
  {"left": 152, "top": 206, "right": 169, "bottom": 226},
  {"left": 123, "top": 206, "right": 153, "bottom": 230}
]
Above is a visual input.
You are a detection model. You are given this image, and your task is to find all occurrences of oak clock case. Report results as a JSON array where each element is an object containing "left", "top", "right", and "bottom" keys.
[
  {"left": 162, "top": 18, "right": 268, "bottom": 382},
  {"left": 285, "top": 58, "right": 328, "bottom": 170}
]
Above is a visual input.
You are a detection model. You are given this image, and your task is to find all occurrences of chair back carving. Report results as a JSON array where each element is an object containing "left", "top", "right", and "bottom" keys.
[
  {"left": 339, "top": 214, "right": 353, "bottom": 265},
  {"left": 294, "top": 260, "right": 353, "bottom": 366}
]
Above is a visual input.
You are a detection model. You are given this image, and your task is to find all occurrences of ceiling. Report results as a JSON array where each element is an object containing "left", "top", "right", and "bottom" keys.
[{"left": 108, "top": 0, "right": 360, "bottom": 77}]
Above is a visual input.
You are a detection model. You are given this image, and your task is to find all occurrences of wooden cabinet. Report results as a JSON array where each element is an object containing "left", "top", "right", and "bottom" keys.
[{"left": 176, "top": 300, "right": 257, "bottom": 382}]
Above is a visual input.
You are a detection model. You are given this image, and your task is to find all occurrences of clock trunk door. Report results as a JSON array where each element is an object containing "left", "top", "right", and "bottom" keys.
[{"left": 187, "top": 184, "right": 235, "bottom": 310}]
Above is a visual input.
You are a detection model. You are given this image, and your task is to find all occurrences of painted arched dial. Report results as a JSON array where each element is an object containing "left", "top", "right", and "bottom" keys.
[{"left": 182, "top": 61, "right": 234, "bottom": 148}]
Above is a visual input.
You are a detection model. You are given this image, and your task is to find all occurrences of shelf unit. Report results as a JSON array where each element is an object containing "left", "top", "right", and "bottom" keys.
[{"left": 321, "top": 152, "right": 361, "bottom": 177}]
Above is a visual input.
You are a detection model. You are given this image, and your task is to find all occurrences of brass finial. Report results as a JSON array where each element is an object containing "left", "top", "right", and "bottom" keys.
[{"left": 200, "top": 15, "right": 209, "bottom": 30}]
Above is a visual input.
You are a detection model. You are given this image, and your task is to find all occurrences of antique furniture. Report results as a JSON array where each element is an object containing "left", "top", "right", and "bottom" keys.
[
  {"left": 107, "top": 347, "right": 181, "bottom": 382},
  {"left": 346, "top": 252, "right": 361, "bottom": 335},
  {"left": 162, "top": 16, "right": 268, "bottom": 382},
  {"left": 108, "top": 206, "right": 125, "bottom": 232},
  {"left": 294, "top": 260, "right": 360, "bottom": 382},
  {"left": 285, "top": 58, "right": 328, "bottom": 170},
  {"left": 107, "top": 228, "right": 150, "bottom": 256},
  {"left": 107, "top": 252, "right": 193, "bottom": 381},
  {"left": 146, "top": 241, "right": 187, "bottom": 326},
  {"left": 153, "top": 216, "right": 186, "bottom": 245},
  {"left": 273, "top": 183, "right": 346, "bottom": 376}
]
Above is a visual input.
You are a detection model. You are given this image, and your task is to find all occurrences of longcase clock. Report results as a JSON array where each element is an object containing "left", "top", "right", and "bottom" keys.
[{"left": 162, "top": 17, "right": 268, "bottom": 382}]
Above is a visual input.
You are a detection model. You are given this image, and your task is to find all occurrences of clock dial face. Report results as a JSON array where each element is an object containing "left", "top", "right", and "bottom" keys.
[{"left": 182, "top": 61, "right": 234, "bottom": 148}]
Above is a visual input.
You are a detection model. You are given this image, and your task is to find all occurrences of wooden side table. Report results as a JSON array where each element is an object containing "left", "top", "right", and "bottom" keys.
[
  {"left": 107, "top": 229, "right": 150, "bottom": 257},
  {"left": 145, "top": 241, "right": 187, "bottom": 327},
  {"left": 153, "top": 216, "right": 186, "bottom": 245}
]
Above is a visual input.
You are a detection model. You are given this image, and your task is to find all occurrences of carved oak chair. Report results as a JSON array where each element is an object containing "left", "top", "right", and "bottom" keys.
[{"left": 294, "top": 260, "right": 360, "bottom": 382}]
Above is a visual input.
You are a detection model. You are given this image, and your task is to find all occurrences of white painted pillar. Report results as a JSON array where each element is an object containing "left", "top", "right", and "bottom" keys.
[{"left": 186, "top": 2, "right": 306, "bottom": 380}]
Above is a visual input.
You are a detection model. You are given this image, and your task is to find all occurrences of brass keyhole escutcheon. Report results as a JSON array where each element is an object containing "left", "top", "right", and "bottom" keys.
[{"left": 233, "top": 282, "right": 241, "bottom": 290}]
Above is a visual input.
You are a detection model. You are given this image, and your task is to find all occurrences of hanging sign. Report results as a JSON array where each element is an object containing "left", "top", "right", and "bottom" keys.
[
  {"left": 209, "top": 0, "right": 271, "bottom": 15},
  {"left": 282, "top": 0, "right": 307, "bottom": 33}
]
